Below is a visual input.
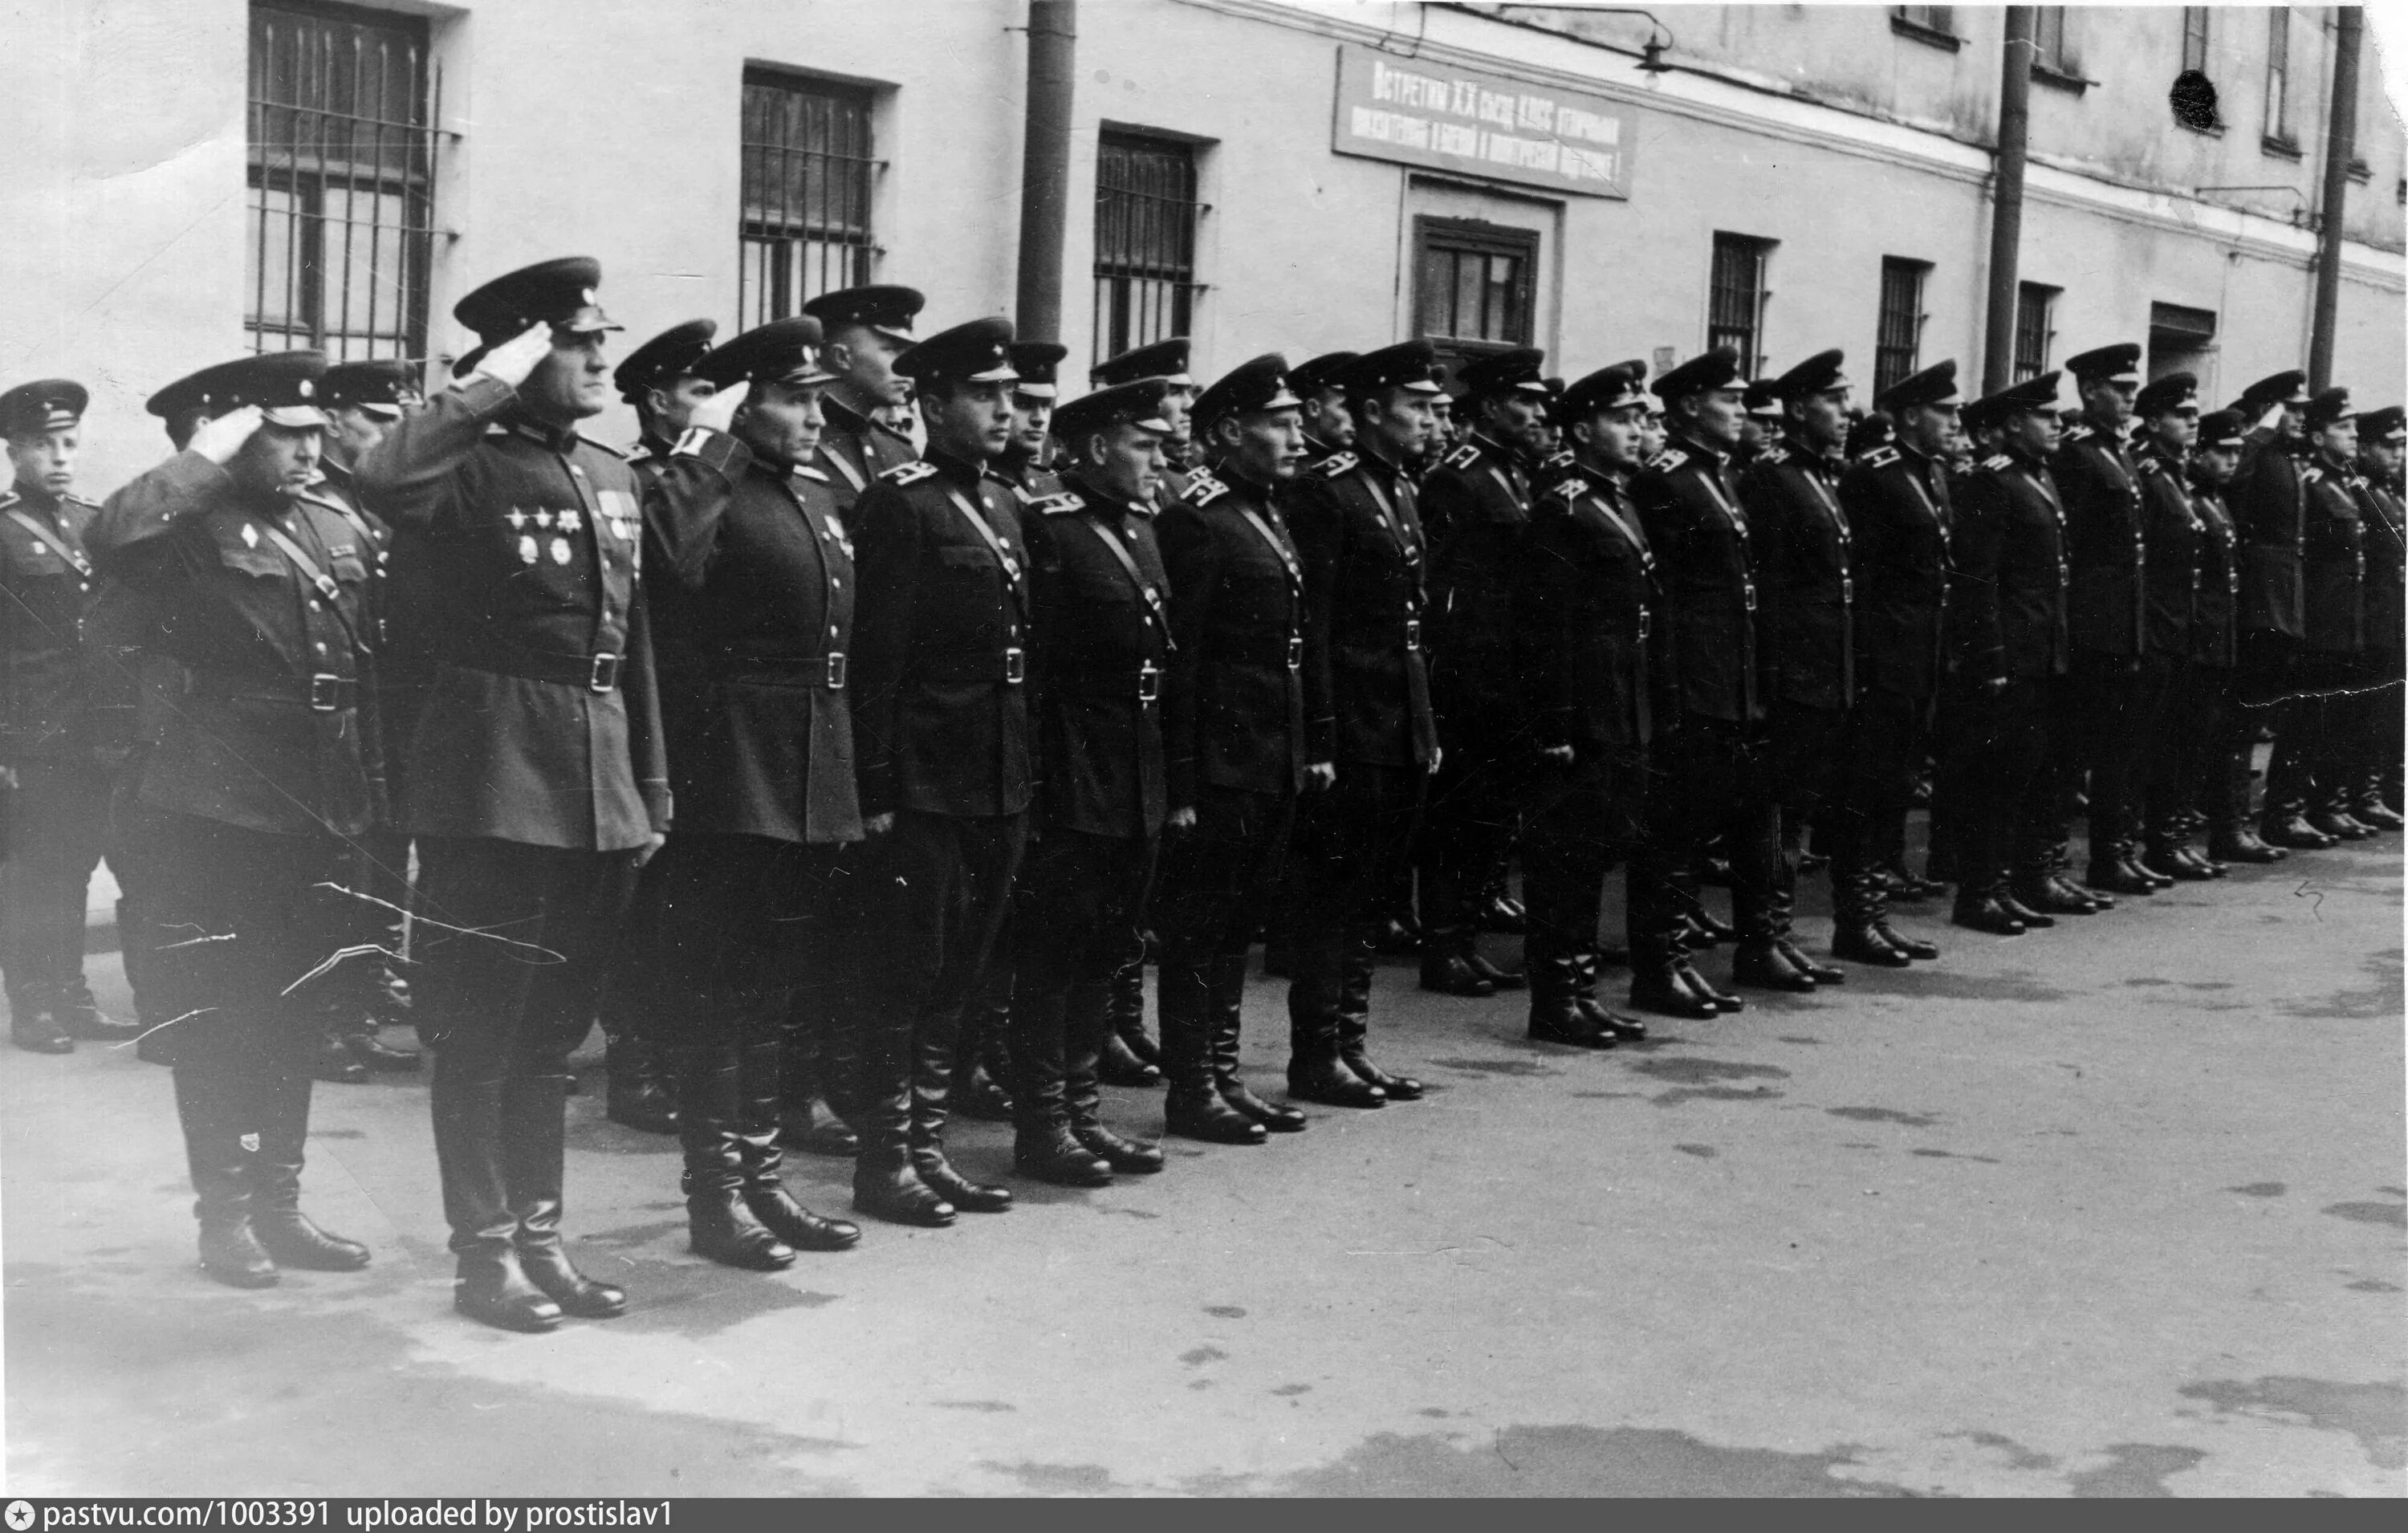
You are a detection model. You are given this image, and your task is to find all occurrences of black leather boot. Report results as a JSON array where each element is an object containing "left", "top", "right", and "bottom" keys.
[
  {"left": 1065, "top": 978, "right": 1163, "bottom": 1173},
  {"left": 2263, "top": 793, "right": 2338, "bottom": 849},
  {"left": 909, "top": 1017, "right": 1014, "bottom": 1211},
  {"left": 58, "top": 987, "right": 140, "bottom": 1043},
  {"left": 1527, "top": 939, "right": 1614, "bottom": 1048},
  {"left": 2355, "top": 777, "right": 2404, "bottom": 832},
  {"left": 951, "top": 989, "right": 1015, "bottom": 1121},
  {"left": 678, "top": 1047, "right": 797, "bottom": 1271},
  {"left": 454, "top": 1248, "right": 562, "bottom": 1333},
  {"left": 604, "top": 1029, "right": 678, "bottom": 1136},
  {"left": 737, "top": 1039, "right": 860, "bottom": 1250},
  {"left": 779, "top": 1032, "right": 860, "bottom": 1157},
  {"left": 310, "top": 1030, "right": 368, "bottom": 1083},
  {"left": 1832, "top": 869, "right": 1913, "bottom": 966},
  {"left": 1337, "top": 933, "right": 1422, "bottom": 1099},
  {"left": 2209, "top": 822, "right": 2286, "bottom": 863},
  {"left": 250, "top": 1058, "right": 370, "bottom": 1271},
  {"left": 176, "top": 1062, "right": 277, "bottom": 1288},
  {"left": 850, "top": 1031, "right": 955, "bottom": 1228},
  {"left": 1206, "top": 953, "right": 1300, "bottom": 1132},
  {"left": 2086, "top": 836, "right": 2159, "bottom": 895},
  {"left": 1466, "top": 949, "right": 1527, "bottom": 991},
  {"left": 1951, "top": 874, "right": 2028, "bottom": 936},
  {"left": 1418, "top": 924, "right": 1496, "bottom": 996},
  {"left": 1110, "top": 955, "right": 1163, "bottom": 1067},
  {"left": 1164, "top": 953, "right": 1270, "bottom": 1143},
  {"left": 1569, "top": 949, "right": 1649, "bottom": 1041},
  {"left": 505, "top": 1073, "right": 627, "bottom": 1317},
  {"left": 1283, "top": 932, "right": 1385, "bottom": 1108},
  {"left": 1475, "top": 885, "right": 1529, "bottom": 934}
]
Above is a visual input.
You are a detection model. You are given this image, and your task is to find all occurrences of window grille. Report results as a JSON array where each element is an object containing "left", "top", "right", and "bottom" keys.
[
  {"left": 2014, "top": 282, "right": 2060, "bottom": 384},
  {"left": 1092, "top": 132, "right": 1203, "bottom": 367},
  {"left": 1708, "top": 233, "right": 1775, "bottom": 376},
  {"left": 1875, "top": 258, "right": 1929, "bottom": 400},
  {"left": 739, "top": 71, "right": 879, "bottom": 328}
]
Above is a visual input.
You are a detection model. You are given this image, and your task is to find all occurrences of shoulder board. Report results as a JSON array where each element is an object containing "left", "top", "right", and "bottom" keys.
[
  {"left": 2061, "top": 422, "right": 2094, "bottom": 443},
  {"left": 483, "top": 423, "right": 513, "bottom": 438},
  {"left": 881, "top": 461, "right": 940, "bottom": 486},
  {"left": 791, "top": 464, "right": 828, "bottom": 484},
  {"left": 1646, "top": 448, "right": 1689, "bottom": 474},
  {"left": 1312, "top": 452, "right": 1360, "bottom": 479},
  {"left": 624, "top": 444, "right": 653, "bottom": 463},
  {"left": 1034, "top": 492, "right": 1087, "bottom": 516},
  {"left": 1860, "top": 445, "right": 1901, "bottom": 470},
  {"left": 1759, "top": 443, "right": 1792, "bottom": 466},
  {"left": 0, "top": 490, "right": 18, "bottom": 510},
  {"left": 1981, "top": 453, "right": 2013, "bottom": 472},
  {"left": 1546, "top": 477, "right": 1585, "bottom": 503},
  {"left": 1442, "top": 442, "right": 1481, "bottom": 471},
  {"left": 59, "top": 490, "right": 100, "bottom": 508},
  {"left": 1180, "top": 471, "right": 1230, "bottom": 506},
  {"left": 578, "top": 436, "right": 629, "bottom": 460},
  {"left": 288, "top": 490, "right": 360, "bottom": 523},
  {"left": 2302, "top": 466, "right": 2325, "bottom": 483},
  {"left": 1540, "top": 449, "right": 1576, "bottom": 476}
]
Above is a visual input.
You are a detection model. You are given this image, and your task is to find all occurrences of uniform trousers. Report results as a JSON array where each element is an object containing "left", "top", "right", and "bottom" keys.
[
  {"left": 0, "top": 757, "right": 110, "bottom": 1013},
  {"left": 2266, "top": 650, "right": 2365, "bottom": 814},
  {"left": 1766, "top": 699, "right": 1849, "bottom": 929},
  {"left": 1629, "top": 717, "right": 1780, "bottom": 958},
  {"left": 1152, "top": 786, "right": 1292, "bottom": 1084},
  {"left": 1009, "top": 828, "right": 1158, "bottom": 1133},
  {"left": 1416, "top": 678, "right": 1532, "bottom": 946},
  {"left": 1520, "top": 747, "right": 1645, "bottom": 969},
  {"left": 633, "top": 832, "right": 850, "bottom": 1047},
  {"left": 1942, "top": 677, "right": 2052, "bottom": 893},
  {"left": 416, "top": 836, "right": 641, "bottom": 1260},
  {"left": 2061, "top": 649, "right": 2180, "bottom": 856},
  {"left": 1283, "top": 764, "right": 1424, "bottom": 1043},
  {"left": 1826, "top": 689, "right": 1929, "bottom": 895},
  {"left": 2150, "top": 660, "right": 2227, "bottom": 834}
]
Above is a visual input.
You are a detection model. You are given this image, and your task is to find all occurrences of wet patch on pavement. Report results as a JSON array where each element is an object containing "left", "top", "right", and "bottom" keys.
[
  {"left": 1651, "top": 1085, "right": 1784, "bottom": 1108},
  {"left": 596, "top": 1258, "right": 844, "bottom": 1338},
  {"left": 1827, "top": 1107, "right": 1939, "bottom": 1128},
  {"left": 1909, "top": 1149, "right": 2000, "bottom": 1164},
  {"left": 2226, "top": 1182, "right": 2286, "bottom": 1198},
  {"left": 1271, "top": 1384, "right": 1312, "bottom": 1397},
  {"left": 1202, "top": 1304, "right": 1246, "bottom": 1319},
  {"left": 932, "top": 1399, "right": 1015, "bottom": 1413},
  {"left": 2345, "top": 1279, "right": 2402, "bottom": 1293},
  {"left": 2063, "top": 1442, "right": 2207, "bottom": 1497},
  {"left": 1628, "top": 1058, "right": 1789, "bottom": 1086},
  {"left": 1228, "top": 1423, "right": 1922, "bottom": 1496},
  {"left": 1180, "top": 1345, "right": 1228, "bottom": 1366},
  {"left": 977, "top": 1460, "right": 1123, "bottom": 1494},
  {"left": 1430, "top": 1058, "right": 1562, "bottom": 1078},
  {"left": 2178, "top": 1376, "right": 2408, "bottom": 1470},
  {"left": 1948, "top": 1429, "right": 2057, "bottom": 1471},
  {"left": 1776, "top": 1035, "right": 1822, "bottom": 1045},
  {"left": 1837, "top": 967, "right": 2072, "bottom": 1004},
  {"left": 2321, "top": 1201, "right": 2408, "bottom": 1230},
  {"left": 1674, "top": 1144, "right": 1719, "bottom": 1159}
]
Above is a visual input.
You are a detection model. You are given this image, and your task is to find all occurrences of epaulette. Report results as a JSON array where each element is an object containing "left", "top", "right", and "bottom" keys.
[
  {"left": 579, "top": 436, "right": 629, "bottom": 460},
  {"left": 792, "top": 464, "right": 828, "bottom": 484},
  {"left": 1981, "top": 453, "right": 2013, "bottom": 472},
  {"left": 1759, "top": 443, "right": 1792, "bottom": 466},
  {"left": 484, "top": 423, "right": 514, "bottom": 438},
  {"left": 0, "top": 490, "right": 18, "bottom": 510},
  {"left": 1442, "top": 442, "right": 1482, "bottom": 471},
  {"left": 2303, "top": 466, "right": 2325, "bottom": 484},
  {"left": 624, "top": 444, "right": 653, "bottom": 464},
  {"left": 59, "top": 490, "right": 100, "bottom": 508},
  {"left": 881, "top": 461, "right": 940, "bottom": 486},
  {"left": 2061, "top": 422, "right": 2094, "bottom": 443},
  {"left": 1312, "top": 452, "right": 1359, "bottom": 479},
  {"left": 1646, "top": 447, "right": 1689, "bottom": 474},
  {"left": 1860, "top": 445, "right": 1901, "bottom": 470},
  {"left": 1540, "top": 449, "right": 1576, "bottom": 476},
  {"left": 1546, "top": 476, "right": 1585, "bottom": 502},
  {"left": 1181, "top": 470, "right": 1230, "bottom": 506},
  {"left": 1032, "top": 492, "right": 1086, "bottom": 516}
]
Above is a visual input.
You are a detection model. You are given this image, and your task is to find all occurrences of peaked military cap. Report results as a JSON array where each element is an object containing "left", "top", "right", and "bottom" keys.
[
  {"left": 1337, "top": 340, "right": 1444, "bottom": 398},
  {"left": 454, "top": 256, "right": 620, "bottom": 341},
  {"left": 1558, "top": 363, "right": 1648, "bottom": 421},
  {"left": 1875, "top": 359, "right": 1960, "bottom": 416},
  {"left": 801, "top": 285, "right": 925, "bottom": 344},
  {"left": 1194, "top": 353, "right": 1301, "bottom": 425},
  {"left": 2235, "top": 368, "right": 2310, "bottom": 413},
  {"left": 0, "top": 379, "right": 88, "bottom": 437},
  {"left": 1653, "top": 345, "right": 1744, "bottom": 401},
  {"left": 1290, "top": 351, "right": 1359, "bottom": 398},
  {"left": 1743, "top": 380, "right": 1784, "bottom": 418},
  {"left": 1092, "top": 336, "right": 1193, "bottom": 388},
  {"left": 147, "top": 362, "right": 238, "bottom": 425},
  {"left": 694, "top": 317, "right": 836, "bottom": 389},
  {"left": 1771, "top": 348, "right": 1850, "bottom": 401},
  {"left": 2361, "top": 405, "right": 2406, "bottom": 444},
  {"left": 1054, "top": 379, "right": 1175, "bottom": 442},
  {"left": 1009, "top": 341, "right": 1071, "bottom": 401},
  {"left": 2303, "top": 386, "right": 2357, "bottom": 430},
  {"left": 2195, "top": 409, "right": 2250, "bottom": 450},
  {"left": 183, "top": 350, "right": 331, "bottom": 429},
  {"left": 321, "top": 358, "right": 423, "bottom": 417},
  {"left": 2133, "top": 372, "right": 2199, "bottom": 419},
  {"left": 1968, "top": 370, "right": 2064, "bottom": 427},
  {"left": 613, "top": 319, "right": 718, "bottom": 401},
  {"left": 894, "top": 316, "right": 1019, "bottom": 386},
  {"left": 1845, "top": 412, "right": 1896, "bottom": 458},
  {"left": 1455, "top": 347, "right": 1549, "bottom": 400},
  {"left": 2064, "top": 342, "right": 2142, "bottom": 384}
]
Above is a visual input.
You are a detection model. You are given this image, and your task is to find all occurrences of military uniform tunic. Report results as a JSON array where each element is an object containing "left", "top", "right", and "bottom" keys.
[
  {"left": 2231, "top": 430, "right": 2308, "bottom": 641},
  {"left": 2300, "top": 458, "right": 2368, "bottom": 659},
  {"left": 814, "top": 395, "right": 918, "bottom": 512},
  {"left": 1838, "top": 441, "right": 1952, "bottom": 703},
  {"left": 1285, "top": 448, "right": 1438, "bottom": 769},
  {"left": 1631, "top": 431, "right": 1759, "bottom": 725},
  {"left": 1741, "top": 437, "right": 1856, "bottom": 710},
  {"left": 2055, "top": 421, "right": 2150, "bottom": 658}
]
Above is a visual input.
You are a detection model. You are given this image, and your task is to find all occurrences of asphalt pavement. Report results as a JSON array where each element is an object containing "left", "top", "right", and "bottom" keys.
[{"left": 3, "top": 834, "right": 2402, "bottom": 1497}]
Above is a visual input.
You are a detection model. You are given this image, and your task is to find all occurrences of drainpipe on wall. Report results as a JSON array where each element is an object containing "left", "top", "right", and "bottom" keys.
[
  {"left": 1981, "top": 7, "right": 2035, "bottom": 395},
  {"left": 2308, "top": 5, "right": 2362, "bottom": 392},
  {"left": 1015, "top": 0, "right": 1077, "bottom": 344}
]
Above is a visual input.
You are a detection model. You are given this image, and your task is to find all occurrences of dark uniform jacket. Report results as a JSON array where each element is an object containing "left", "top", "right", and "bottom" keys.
[
  {"left": 1741, "top": 436, "right": 1855, "bottom": 710},
  {"left": 1157, "top": 465, "right": 1308, "bottom": 805},
  {"left": 2054, "top": 420, "right": 2149, "bottom": 657},
  {"left": 814, "top": 395, "right": 918, "bottom": 510},
  {"left": 848, "top": 449, "right": 1034, "bottom": 821},
  {"left": 1632, "top": 429, "right": 1760, "bottom": 725},
  {"left": 2231, "top": 429, "right": 2307, "bottom": 639},
  {"left": 2300, "top": 455, "right": 2366, "bottom": 656},
  {"left": 2187, "top": 473, "right": 2242, "bottom": 671},
  {"left": 1518, "top": 462, "right": 1655, "bottom": 755},
  {"left": 2353, "top": 466, "right": 2404, "bottom": 675},
  {"left": 1024, "top": 470, "right": 1171, "bottom": 840},
  {"left": 1949, "top": 445, "right": 2070, "bottom": 684},
  {"left": 1419, "top": 432, "right": 1531, "bottom": 701},
  {"left": 1838, "top": 440, "right": 1951, "bottom": 701},
  {"left": 624, "top": 431, "right": 675, "bottom": 486},
  {"left": 2133, "top": 444, "right": 2203, "bottom": 661},
  {"left": 641, "top": 427, "right": 861, "bottom": 846},
  {"left": 356, "top": 374, "right": 669, "bottom": 852},
  {"left": 89, "top": 452, "right": 381, "bottom": 836},
  {"left": 1286, "top": 446, "right": 1438, "bottom": 769},
  {"left": 0, "top": 486, "right": 98, "bottom": 762}
]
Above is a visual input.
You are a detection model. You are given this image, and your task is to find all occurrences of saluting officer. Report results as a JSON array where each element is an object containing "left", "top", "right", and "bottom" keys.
[
  {"left": 2, "top": 380, "right": 139, "bottom": 1052},
  {"left": 1006, "top": 380, "right": 1179, "bottom": 1186},
  {"left": 2267, "top": 388, "right": 2373, "bottom": 840},
  {"left": 359, "top": 256, "right": 667, "bottom": 1334},
  {"left": 615, "top": 319, "right": 719, "bottom": 471},
  {"left": 1945, "top": 373, "right": 2073, "bottom": 937},
  {"left": 1280, "top": 340, "right": 1444, "bottom": 1109},
  {"left": 1739, "top": 348, "right": 1858, "bottom": 988},
  {"left": 1415, "top": 347, "right": 1550, "bottom": 998},
  {"left": 1625, "top": 344, "right": 1764, "bottom": 1017},
  {"left": 1092, "top": 337, "right": 1198, "bottom": 501},
  {"left": 2350, "top": 405, "right": 2406, "bottom": 827},
  {"left": 2223, "top": 369, "right": 2329, "bottom": 848},
  {"left": 2178, "top": 411, "right": 2255, "bottom": 866},
  {"left": 2126, "top": 373, "right": 2219, "bottom": 880},
  {"left": 799, "top": 285, "right": 925, "bottom": 508},
  {"left": 1515, "top": 363, "right": 1658, "bottom": 1047},
  {"left": 631, "top": 316, "right": 864, "bottom": 1272},
  {"left": 1291, "top": 352, "right": 1359, "bottom": 466},
  {"left": 1153, "top": 355, "right": 1315, "bottom": 1145},
  {"left": 90, "top": 351, "right": 377, "bottom": 1287},
  {"left": 844, "top": 316, "right": 1032, "bottom": 1228},
  {"left": 1829, "top": 360, "right": 1959, "bottom": 966}
]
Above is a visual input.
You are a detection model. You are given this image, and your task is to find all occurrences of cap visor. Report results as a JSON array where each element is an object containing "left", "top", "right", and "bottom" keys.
[
  {"left": 873, "top": 324, "right": 918, "bottom": 344},
  {"left": 262, "top": 405, "right": 329, "bottom": 429},
  {"left": 1259, "top": 388, "right": 1304, "bottom": 411},
  {"left": 1136, "top": 415, "right": 1175, "bottom": 433},
  {"left": 1015, "top": 384, "right": 1060, "bottom": 401},
  {"left": 965, "top": 364, "right": 1021, "bottom": 385},
  {"left": 1401, "top": 380, "right": 1444, "bottom": 396},
  {"left": 356, "top": 401, "right": 407, "bottom": 419}
]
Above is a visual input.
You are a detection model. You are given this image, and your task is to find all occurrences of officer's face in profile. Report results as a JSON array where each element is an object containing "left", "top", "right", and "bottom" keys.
[
  {"left": 1216, "top": 406, "right": 1304, "bottom": 484},
  {"left": 1009, "top": 393, "right": 1055, "bottom": 457},
  {"left": 1573, "top": 404, "right": 1645, "bottom": 470},
  {"left": 2369, "top": 440, "right": 2403, "bottom": 477},
  {"left": 1086, "top": 422, "right": 1166, "bottom": 502},
  {"left": 1161, "top": 384, "right": 1196, "bottom": 452},
  {"left": 2149, "top": 407, "right": 2198, "bottom": 454},
  {"left": 738, "top": 378, "right": 828, "bottom": 468},
  {"left": 2085, "top": 378, "right": 2138, "bottom": 426},
  {"left": 1678, "top": 385, "right": 1746, "bottom": 451},
  {"left": 2195, "top": 445, "right": 2240, "bottom": 486},
  {"left": 1640, "top": 412, "right": 1666, "bottom": 457},
  {"left": 5, "top": 425, "right": 78, "bottom": 498},
  {"left": 524, "top": 331, "right": 611, "bottom": 421},
  {"left": 828, "top": 324, "right": 911, "bottom": 408},
  {"left": 2003, "top": 407, "right": 2060, "bottom": 457},
  {"left": 649, "top": 376, "right": 718, "bottom": 438},
  {"left": 2315, "top": 419, "right": 2358, "bottom": 462},
  {"left": 1898, "top": 402, "right": 1957, "bottom": 458},
  {"left": 327, "top": 406, "right": 389, "bottom": 466},
  {"left": 921, "top": 378, "right": 1015, "bottom": 461},
  {"left": 1483, "top": 393, "right": 1547, "bottom": 455},
  {"left": 1361, "top": 388, "right": 1433, "bottom": 460},
  {"left": 1304, "top": 388, "right": 1355, "bottom": 449},
  {"left": 231, "top": 422, "right": 323, "bottom": 498},
  {"left": 1791, "top": 385, "right": 1852, "bottom": 453}
]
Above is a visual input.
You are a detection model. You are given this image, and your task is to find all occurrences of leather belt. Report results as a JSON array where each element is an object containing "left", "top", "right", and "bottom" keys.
[
  {"left": 723, "top": 653, "right": 848, "bottom": 690},
  {"left": 917, "top": 648, "right": 1026, "bottom": 684},
  {"left": 1222, "top": 634, "right": 1304, "bottom": 669},
  {"left": 1057, "top": 659, "right": 1161, "bottom": 704},
  {"left": 456, "top": 649, "right": 622, "bottom": 693},
  {"left": 187, "top": 666, "right": 358, "bottom": 714}
]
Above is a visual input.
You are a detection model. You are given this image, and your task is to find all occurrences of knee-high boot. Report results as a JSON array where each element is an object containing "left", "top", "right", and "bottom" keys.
[
  {"left": 848, "top": 1006, "right": 954, "bottom": 1226},
  {"left": 249, "top": 1027, "right": 369, "bottom": 1270},
  {"left": 736, "top": 1035, "right": 859, "bottom": 1250},
  {"left": 175, "top": 1055, "right": 275, "bottom": 1288},
  {"left": 677, "top": 1044, "right": 794, "bottom": 1270},
  {"left": 1210, "top": 951, "right": 1300, "bottom": 1131},
  {"left": 504, "top": 1070, "right": 624, "bottom": 1317},
  {"left": 1283, "top": 929, "right": 1383, "bottom": 1108},
  {"left": 1336, "top": 929, "right": 1422, "bottom": 1099},
  {"left": 913, "top": 1010, "right": 1015, "bottom": 1209}
]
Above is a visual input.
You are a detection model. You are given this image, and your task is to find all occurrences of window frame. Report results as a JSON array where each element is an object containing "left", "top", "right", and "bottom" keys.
[
  {"left": 2013, "top": 281, "right": 2060, "bottom": 384},
  {"left": 2262, "top": 6, "right": 2297, "bottom": 154},
  {"left": 1707, "top": 231, "right": 1775, "bottom": 378},
  {"left": 2028, "top": 6, "right": 2089, "bottom": 91},
  {"left": 1091, "top": 128, "right": 1206, "bottom": 368},
  {"left": 1874, "top": 257, "right": 1930, "bottom": 401},
  {"left": 737, "top": 67, "right": 882, "bottom": 330},
  {"left": 1890, "top": 6, "right": 1961, "bottom": 51},
  {"left": 2181, "top": 6, "right": 2211, "bottom": 75},
  {"left": 1410, "top": 214, "right": 1540, "bottom": 362}
]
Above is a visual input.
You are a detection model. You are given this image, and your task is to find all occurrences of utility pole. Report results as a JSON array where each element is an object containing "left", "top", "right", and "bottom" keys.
[
  {"left": 1982, "top": 8, "right": 2036, "bottom": 395},
  {"left": 2308, "top": 6, "right": 2362, "bottom": 391},
  {"left": 1014, "top": 0, "right": 1077, "bottom": 345}
]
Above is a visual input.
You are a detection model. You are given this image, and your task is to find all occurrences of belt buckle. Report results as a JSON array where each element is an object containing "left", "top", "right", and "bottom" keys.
[
  {"left": 306, "top": 673, "right": 343, "bottom": 713},
  {"left": 588, "top": 652, "right": 620, "bottom": 693},
  {"left": 1404, "top": 618, "right": 1422, "bottom": 651},
  {"left": 1743, "top": 585, "right": 1757, "bottom": 612},
  {"left": 1285, "top": 635, "right": 1304, "bottom": 670},
  {"left": 1138, "top": 661, "right": 1161, "bottom": 705},
  {"left": 1003, "top": 646, "right": 1026, "bottom": 685},
  {"left": 1842, "top": 576, "right": 1854, "bottom": 604},
  {"left": 1638, "top": 609, "right": 1652, "bottom": 640},
  {"left": 825, "top": 652, "right": 848, "bottom": 691}
]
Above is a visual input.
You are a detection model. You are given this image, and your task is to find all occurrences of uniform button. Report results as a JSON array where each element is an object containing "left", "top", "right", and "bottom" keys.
[{"left": 315, "top": 641, "right": 327, "bottom": 655}]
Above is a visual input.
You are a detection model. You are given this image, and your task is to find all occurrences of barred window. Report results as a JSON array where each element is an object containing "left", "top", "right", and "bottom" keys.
[
  {"left": 2015, "top": 282, "right": 2060, "bottom": 384},
  {"left": 739, "top": 71, "right": 879, "bottom": 329},
  {"left": 1412, "top": 217, "right": 1536, "bottom": 355},
  {"left": 2182, "top": 6, "right": 2211, "bottom": 74},
  {"left": 246, "top": 0, "right": 441, "bottom": 361},
  {"left": 1092, "top": 132, "right": 1202, "bottom": 368},
  {"left": 1875, "top": 258, "right": 1929, "bottom": 399},
  {"left": 1893, "top": 7, "right": 1955, "bottom": 39},
  {"left": 1708, "top": 233, "right": 1775, "bottom": 376},
  {"left": 2262, "top": 7, "right": 2295, "bottom": 148}
]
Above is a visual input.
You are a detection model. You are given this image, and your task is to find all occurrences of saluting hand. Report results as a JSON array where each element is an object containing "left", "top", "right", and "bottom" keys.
[
  {"left": 188, "top": 405, "right": 264, "bottom": 466},
  {"left": 1304, "top": 762, "right": 1336, "bottom": 793},
  {"left": 688, "top": 380, "right": 747, "bottom": 435},
  {"left": 1168, "top": 806, "right": 1198, "bottom": 832},
  {"left": 863, "top": 812, "right": 896, "bottom": 837},
  {"left": 474, "top": 322, "right": 557, "bottom": 389},
  {"left": 1539, "top": 744, "right": 1576, "bottom": 766}
]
